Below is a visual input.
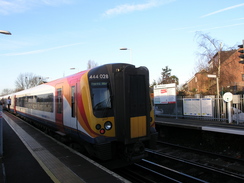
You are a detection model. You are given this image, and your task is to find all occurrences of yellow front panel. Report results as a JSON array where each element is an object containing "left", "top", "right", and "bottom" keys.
[
  {"left": 130, "top": 116, "right": 146, "bottom": 138},
  {"left": 78, "top": 73, "right": 115, "bottom": 138}
]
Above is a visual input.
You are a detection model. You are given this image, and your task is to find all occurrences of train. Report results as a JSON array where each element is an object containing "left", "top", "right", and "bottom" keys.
[{"left": 1, "top": 63, "right": 157, "bottom": 161}]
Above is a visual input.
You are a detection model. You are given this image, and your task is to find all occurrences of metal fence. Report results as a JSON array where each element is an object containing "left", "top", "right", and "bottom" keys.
[{"left": 154, "top": 95, "right": 244, "bottom": 124}]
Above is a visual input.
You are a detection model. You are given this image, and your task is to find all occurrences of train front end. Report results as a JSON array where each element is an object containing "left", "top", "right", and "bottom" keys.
[{"left": 88, "top": 64, "right": 157, "bottom": 161}]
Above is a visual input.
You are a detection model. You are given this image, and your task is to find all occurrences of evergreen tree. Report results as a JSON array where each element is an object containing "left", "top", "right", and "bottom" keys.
[{"left": 158, "top": 66, "right": 179, "bottom": 85}]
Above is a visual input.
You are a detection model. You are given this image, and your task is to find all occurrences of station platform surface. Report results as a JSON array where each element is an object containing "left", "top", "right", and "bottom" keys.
[
  {"left": 0, "top": 112, "right": 128, "bottom": 183},
  {"left": 155, "top": 116, "right": 244, "bottom": 136}
]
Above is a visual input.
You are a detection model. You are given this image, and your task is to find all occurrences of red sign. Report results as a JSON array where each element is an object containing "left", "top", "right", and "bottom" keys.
[{"left": 161, "top": 89, "right": 167, "bottom": 94}]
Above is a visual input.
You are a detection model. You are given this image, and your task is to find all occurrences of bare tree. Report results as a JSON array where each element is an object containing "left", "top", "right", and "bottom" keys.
[
  {"left": 194, "top": 32, "right": 229, "bottom": 119},
  {"left": 194, "top": 32, "right": 238, "bottom": 82},
  {"left": 15, "top": 73, "right": 45, "bottom": 91},
  {"left": 1, "top": 88, "right": 13, "bottom": 96},
  {"left": 194, "top": 32, "right": 223, "bottom": 73},
  {"left": 87, "top": 60, "right": 98, "bottom": 69}
]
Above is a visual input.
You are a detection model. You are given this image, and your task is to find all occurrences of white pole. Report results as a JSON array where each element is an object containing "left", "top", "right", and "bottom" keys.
[
  {"left": 227, "top": 101, "right": 232, "bottom": 123},
  {"left": 0, "top": 30, "right": 11, "bottom": 156},
  {"left": 0, "top": 105, "right": 3, "bottom": 156},
  {"left": 216, "top": 77, "right": 220, "bottom": 120}
]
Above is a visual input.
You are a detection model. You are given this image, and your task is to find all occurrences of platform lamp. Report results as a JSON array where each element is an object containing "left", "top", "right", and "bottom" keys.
[
  {"left": 70, "top": 67, "right": 80, "bottom": 73},
  {"left": 0, "top": 30, "right": 11, "bottom": 35},
  {"left": 0, "top": 30, "right": 12, "bottom": 157},
  {"left": 120, "top": 47, "right": 132, "bottom": 63}
]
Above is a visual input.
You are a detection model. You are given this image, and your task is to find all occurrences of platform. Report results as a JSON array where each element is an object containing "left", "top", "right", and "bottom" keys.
[
  {"left": 1, "top": 112, "right": 128, "bottom": 183},
  {"left": 155, "top": 117, "right": 244, "bottom": 136}
]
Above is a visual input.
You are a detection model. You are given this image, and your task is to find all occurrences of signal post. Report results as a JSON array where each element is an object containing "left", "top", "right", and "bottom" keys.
[{"left": 238, "top": 40, "right": 244, "bottom": 64}]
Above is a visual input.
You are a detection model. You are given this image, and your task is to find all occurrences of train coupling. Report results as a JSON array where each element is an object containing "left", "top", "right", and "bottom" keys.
[{"left": 124, "top": 141, "right": 147, "bottom": 161}]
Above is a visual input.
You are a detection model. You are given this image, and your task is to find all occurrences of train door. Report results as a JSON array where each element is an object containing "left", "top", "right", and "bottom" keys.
[
  {"left": 14, "top": 95, "right": 17, "bottom": 113},
  {"left": 114, "top": 65, "right": 150, "bottom": 144},
  {"left": 56, "top": 84, "right": 64, "bottom": 132},
  {"left": 70, "top": 80, "right": 78, "bottom": 131}
]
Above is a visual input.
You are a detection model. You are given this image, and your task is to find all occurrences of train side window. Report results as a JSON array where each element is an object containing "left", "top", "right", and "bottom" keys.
[{"left": 71, "top": 86, "right": 75, "bottom": 117}]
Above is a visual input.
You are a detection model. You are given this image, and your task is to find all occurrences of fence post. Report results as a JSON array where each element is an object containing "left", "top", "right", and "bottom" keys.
[{"left": 0, "top": 105, "right": 3, "bottom": 157}]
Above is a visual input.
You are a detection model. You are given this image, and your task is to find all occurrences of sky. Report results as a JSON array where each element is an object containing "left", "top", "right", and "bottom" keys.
[{"left": 0, "top": 0, "right": 243, "bottom": 93}]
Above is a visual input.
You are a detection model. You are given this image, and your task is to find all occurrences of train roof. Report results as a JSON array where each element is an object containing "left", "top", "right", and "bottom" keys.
[{"left": 0, "top": 63, "right": 135, "bottom": 98}]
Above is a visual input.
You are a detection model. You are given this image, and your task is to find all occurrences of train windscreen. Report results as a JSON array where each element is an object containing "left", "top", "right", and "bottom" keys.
[{"left": 90, "top": 82, "right": 112, "bottom": 117}]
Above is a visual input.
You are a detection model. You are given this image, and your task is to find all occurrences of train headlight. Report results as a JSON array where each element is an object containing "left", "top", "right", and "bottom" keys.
[{"left": 104, "top": 121, "right": 112, "bottom": 130}]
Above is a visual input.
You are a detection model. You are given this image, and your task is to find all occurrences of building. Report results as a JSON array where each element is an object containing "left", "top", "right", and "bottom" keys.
[
  {"left": 187, "top": 70, "right": 209, "bottom": 94},
  {"left": 187, "top": 48, "right": 244, "bottom": 95}
]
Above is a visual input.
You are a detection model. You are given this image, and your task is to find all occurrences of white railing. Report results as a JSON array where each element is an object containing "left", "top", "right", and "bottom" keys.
[{"left": 154, "top": 96, "right": 244, "bottom": 124}]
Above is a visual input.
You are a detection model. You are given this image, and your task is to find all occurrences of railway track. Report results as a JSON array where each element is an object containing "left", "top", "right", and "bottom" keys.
[
  {"left": 146, "top": 148, "right": 244, "bottom": 182},
  {"left": 157, "top": 141, "right": 244, "bottom": 176},
  {"left": 114, "top": 142, "right": 244, "bottom": 182},
  {"left": 115, "top": 159, "right": 206, "bottom": 183}
]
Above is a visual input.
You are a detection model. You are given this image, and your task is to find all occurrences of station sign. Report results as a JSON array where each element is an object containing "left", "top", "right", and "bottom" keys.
[
  {"left": 223, "top": 92, "right": 233, "bottom": 102},
  {"left": 154, "top": 83, "right": 176, "bottom": 104}
]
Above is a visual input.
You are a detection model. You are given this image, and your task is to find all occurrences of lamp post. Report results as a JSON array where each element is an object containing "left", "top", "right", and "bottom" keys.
[
  {"left": 0, "top": 30, "right": 11, "bottom": 157},
  {"left": 120, "top": 47, "right": 132, "bottom": 63},
  {"left": 207, "top": 74, "right": 220, "bottom": 120}
]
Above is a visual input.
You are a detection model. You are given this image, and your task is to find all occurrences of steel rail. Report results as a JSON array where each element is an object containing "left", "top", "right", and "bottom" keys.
[{"left": 146, "top": 148, "right": 244, "bottom": 182}]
